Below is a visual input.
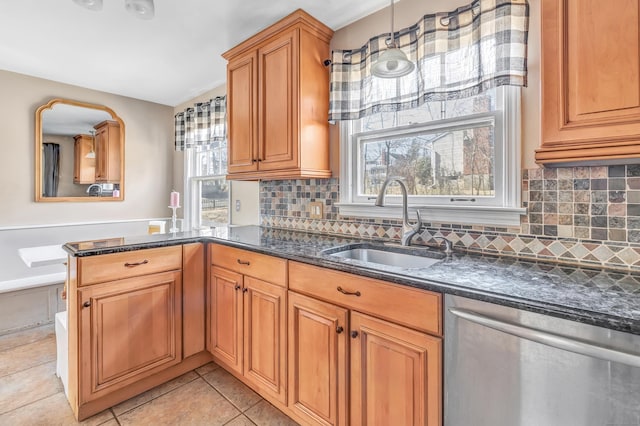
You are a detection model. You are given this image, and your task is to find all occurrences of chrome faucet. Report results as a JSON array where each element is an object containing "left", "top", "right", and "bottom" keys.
[
  {"left": 86, "top": 184, "right": 102, "bottom": 196},
  {"left": 375, "top": 176, "right": 424, "bottom": 246}
]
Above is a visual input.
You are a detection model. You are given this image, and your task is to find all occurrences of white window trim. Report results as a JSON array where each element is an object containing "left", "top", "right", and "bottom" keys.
[
  {"left": 337, "top": 86, "right": 525, "bottom": 227},
  {"left": 183, "top": 148, "right": 230, "bottom": 231}
]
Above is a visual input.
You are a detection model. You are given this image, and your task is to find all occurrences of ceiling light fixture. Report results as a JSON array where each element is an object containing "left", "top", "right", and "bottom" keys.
[
  {"left": 72, "top": 0, "right": 155, "bottom": 19},
  {"left": 124, "top": 0, "right": 155, "bottom": 20},
  {"left": 371, "top": 0, "right": 415, "bottom": 78},
  {"left": 85, "top": 130, "right": 96, "bottom": 159},
  {"left": 72, "top": 0, "right": 103, "bottom": 11}
]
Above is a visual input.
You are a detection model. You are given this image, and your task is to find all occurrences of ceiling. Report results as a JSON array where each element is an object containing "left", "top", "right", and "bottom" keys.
[{"left": 0, "top": 0, "right": 391, "bottom": 107}]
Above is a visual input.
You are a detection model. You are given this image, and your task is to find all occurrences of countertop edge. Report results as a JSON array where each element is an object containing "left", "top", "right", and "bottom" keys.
[{"left": 63, "top": 233, "right": 640, "bottom": 336}]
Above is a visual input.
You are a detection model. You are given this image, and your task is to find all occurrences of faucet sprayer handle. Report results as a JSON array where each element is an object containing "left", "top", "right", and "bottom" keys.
[{"left": 413, "top": 210, "right": 424, "bottom": 232}]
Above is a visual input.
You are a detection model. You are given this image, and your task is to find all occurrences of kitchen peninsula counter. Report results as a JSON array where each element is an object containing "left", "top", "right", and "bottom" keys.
[{"left": 64, "top": 225, "right": 640, "bottom": 335}]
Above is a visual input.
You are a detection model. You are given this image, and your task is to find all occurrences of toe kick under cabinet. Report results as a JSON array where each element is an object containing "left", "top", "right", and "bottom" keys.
[{"left": 67, "top": 244, "right": 209, "bottom": 421}]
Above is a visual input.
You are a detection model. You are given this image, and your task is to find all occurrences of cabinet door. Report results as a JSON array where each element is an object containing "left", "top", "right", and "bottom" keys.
[
  {"left": 94, "top": 125, "right": 108, "bottom": 182},
  {"left": 350, "top": 312, "right": 441, "bottom": 426},
  {"left": 257, "top": 29, "right": 299, "bottom": 172},
  {"left": 288, "top": 291, "right": 348, "bottom": 426},
  {"left": 227, "top": 51, "right": 259, "bottom": 174},
  {"left": 74, "top": 136, "right": 95, "bottom": 184},
  {"left": 207, "top": 266, "right": 243, "bottom": 374},
  {"left": 538, "top": 0, "right": 640, "bottom": 164},
  {"left": 243, "top": 276, "right": 287, "bottom": 403},
  {"left": 77, "top": 271, "right": 182, "bottom": 402}
]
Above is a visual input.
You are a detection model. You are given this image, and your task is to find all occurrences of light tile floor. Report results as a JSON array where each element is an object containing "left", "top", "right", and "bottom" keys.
[{"left": 0, "top": 324, "right": 299, "bottom": 425}]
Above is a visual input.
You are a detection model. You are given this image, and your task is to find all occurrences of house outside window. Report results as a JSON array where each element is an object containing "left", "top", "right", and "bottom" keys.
[
  {"left": 184, "top": 142, "right": 229, "bottom": 230},
  {"left": 339, "top": 86, "right": 525, "bottom": 226}
]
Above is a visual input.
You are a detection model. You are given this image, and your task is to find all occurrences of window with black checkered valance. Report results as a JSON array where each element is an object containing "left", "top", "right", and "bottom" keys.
[{"left": 328, "top": 0, "right": 529, "bottom": 121}]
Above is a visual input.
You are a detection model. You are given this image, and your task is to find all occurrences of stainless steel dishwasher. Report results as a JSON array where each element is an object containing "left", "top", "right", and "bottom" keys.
[{"left": 445, "top": 294, "right": 640, "bottom": 426}]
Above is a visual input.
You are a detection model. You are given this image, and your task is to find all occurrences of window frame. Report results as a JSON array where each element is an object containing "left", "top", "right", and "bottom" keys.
[
  {"left": 337, "top": 86, "right": 525, "bottom": 226},
  {"left": 183, "top": 146, "right": 230, "bottom": 231}
]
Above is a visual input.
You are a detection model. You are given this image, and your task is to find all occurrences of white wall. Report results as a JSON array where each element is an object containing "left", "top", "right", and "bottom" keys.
[{"left": 0, "top": 69, "right": 175, "bottom": 227}]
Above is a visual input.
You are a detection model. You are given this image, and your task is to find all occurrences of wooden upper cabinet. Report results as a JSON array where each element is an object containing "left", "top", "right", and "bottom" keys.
[
  {"left": 537, "top": 0, "right": 640, "bottom": 165},
  {"left": 73, "top": 134, "right": 96, "bottom": 184},
  {"left": 94, "top": 120, "right": 121, "bottom": 182},
  {"left": 223, "top": 9, "right": 333, "bottom": 180},
  {"left": 227, "top": 51, "right": 258, "bottom": 174}
]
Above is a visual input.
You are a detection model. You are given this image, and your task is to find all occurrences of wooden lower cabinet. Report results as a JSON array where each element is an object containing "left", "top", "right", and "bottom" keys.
[
  {"left": 288, "top": 291, "right": 348, "bottom": 426},
  {"left": 287, "top": 261, "right": 442, "bottom": 426},
  {"left": 207, "top": 264, "right": 287, "bottom": 404},
  {"left": 77, "top": 270, "right": 183, "bottom": 402},
  {"left": 350, "top": 312, "right": 442, "bottom": 426},
  {"left": 208, "top": 266, "right": 244, "bottom": 374}
]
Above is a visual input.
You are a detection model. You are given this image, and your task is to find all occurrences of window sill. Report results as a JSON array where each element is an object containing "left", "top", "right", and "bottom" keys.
[{"left": 336, "top": 203, "right": 526, "bottom": 227}]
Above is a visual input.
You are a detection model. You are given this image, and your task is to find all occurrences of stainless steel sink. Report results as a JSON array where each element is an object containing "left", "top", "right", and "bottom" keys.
[{"left": 324, "top": 244, "right": 445, "bottom": 269}]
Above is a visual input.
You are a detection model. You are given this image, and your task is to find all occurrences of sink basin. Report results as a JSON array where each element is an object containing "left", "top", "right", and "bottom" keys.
[{"left": 324, "top": 244, "right": 445, "bottom": 269}]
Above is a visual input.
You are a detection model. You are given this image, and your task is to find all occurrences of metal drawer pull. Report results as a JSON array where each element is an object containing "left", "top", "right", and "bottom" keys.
[
  {"left": 234, "top": 285, "right": 241, "bottom": 291},
  {"left": 124, "top": 260, "right": 149, "bottom": 267},
  {"left": 337, "top": 286, "right": 361, "bottom": 297},
  {"left": 351, "top": 330, "right": 359, "bottom": 338},
  {"left": 83, "top": 301, "right": 91, "bottom": 308},
  {"left": 449, "top": 307, "right": 640, "bottom": 369},
  {"left": 336, "top": 326, "right": 344, "bottom": 334},
  {"left": 237, "top": 259, "right": 250, "bottom": 265}
]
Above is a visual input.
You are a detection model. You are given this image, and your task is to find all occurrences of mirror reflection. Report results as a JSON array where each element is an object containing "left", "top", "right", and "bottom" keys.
[{"left": 35, "top": 99, "right": 124, "bottom": 202}]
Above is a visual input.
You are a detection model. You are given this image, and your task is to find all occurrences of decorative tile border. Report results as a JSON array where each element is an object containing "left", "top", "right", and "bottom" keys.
[{"left": 259, "top": 166, "right": 640, "bottom": 272}]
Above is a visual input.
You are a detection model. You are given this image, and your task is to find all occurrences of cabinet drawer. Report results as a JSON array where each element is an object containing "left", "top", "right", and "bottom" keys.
[
  {"left": 78, "top": 246, "right": 182, "bottom": 286},
  {"left": 289, "top": 261, "right": 442, "bottom": 336},
  {"left": 210, "top": 244, "right": 286, "bottom": 287}
]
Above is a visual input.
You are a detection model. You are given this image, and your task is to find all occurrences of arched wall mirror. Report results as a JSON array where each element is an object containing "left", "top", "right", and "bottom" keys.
[{"left": 35, "top": 98, "right": 125, "bottom": 202}]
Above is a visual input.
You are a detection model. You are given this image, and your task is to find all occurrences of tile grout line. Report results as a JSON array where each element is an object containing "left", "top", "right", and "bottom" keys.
[
  {"left": 200, "top": 373, "right": 256, "bottom": 415},
  {"left": 0, "top": 389, "right": 63, "bottom": 417},
  {"left": 0, "top": 356, "right": 58, "bottom": 380},
  {"left": 111, "top": 373, "right": 201, "bottom": 418}
]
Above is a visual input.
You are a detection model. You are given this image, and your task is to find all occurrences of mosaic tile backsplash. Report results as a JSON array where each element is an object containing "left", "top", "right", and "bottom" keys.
[{"left": 259, "top": 165, "right": 640, "bottom": 272}]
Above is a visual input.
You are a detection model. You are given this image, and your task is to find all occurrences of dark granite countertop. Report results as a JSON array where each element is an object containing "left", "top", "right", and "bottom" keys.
[{"left": 64, "top": 226, "right": 640, "bottom": 335}]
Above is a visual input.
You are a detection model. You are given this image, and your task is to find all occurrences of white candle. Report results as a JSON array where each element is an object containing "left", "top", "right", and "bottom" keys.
[{"left": 170, "top": 191, "right": 180, "bottom": 207}]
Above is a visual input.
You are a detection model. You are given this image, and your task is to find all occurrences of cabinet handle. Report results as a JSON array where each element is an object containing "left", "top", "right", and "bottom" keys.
[
  {"left": 242, "top": 288, "right": 248, "bottom": 293},
  {"left": 237, "top": 259, "right": 250, "bottom": 265},
  {"left": 83, "top": 301, "right": 91, "bottom": 308},
  {"left": 337, "top": 286, "right": 361, "bottom": 297},
  {"left": 351, "top": 330, "right": 359, "bottom": 339},
  {"left": 336, "top": 326, "right": 344, "bottom": 334},
  {"left": 234, "top": 285, "right": 241, "bottom": 291},
  {"left": 124, "top": 260, "right": 149, "bottom": 267}
]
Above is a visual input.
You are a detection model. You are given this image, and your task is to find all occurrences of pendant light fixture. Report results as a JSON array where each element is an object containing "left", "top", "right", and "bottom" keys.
[
  {"left": 85, "top": 130, "right": 96, "bottom": 159},
  {"left": 371, "top": 0, "right": 415, "bottom": 78}
]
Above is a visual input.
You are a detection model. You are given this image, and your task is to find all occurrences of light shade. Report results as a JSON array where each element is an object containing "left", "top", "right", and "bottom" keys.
[
  {"left": 72, "top": 0, "right": 103, "bottom": 11},
  {"left": 371, "top": 47, "right": 415, "bottom": 78},
  {"left": 125, "top": 0, "right": 155, "bottom": 20}
]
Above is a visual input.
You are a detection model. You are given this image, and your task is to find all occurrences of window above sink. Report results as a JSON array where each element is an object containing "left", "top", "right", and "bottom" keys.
[{"left": 338, "top": 86, "right": 525, "bottom": 226}]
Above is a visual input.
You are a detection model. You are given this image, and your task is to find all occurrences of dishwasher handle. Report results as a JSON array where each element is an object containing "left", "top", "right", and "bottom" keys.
[{"left": 448, "top": 307, "right": 640, "bottom": 369}]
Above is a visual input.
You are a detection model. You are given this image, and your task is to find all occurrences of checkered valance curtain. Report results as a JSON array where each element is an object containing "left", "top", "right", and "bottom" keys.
[
  {"left": 175, "top": 95, "right": 226, "bottom": 151},
  {"left": 329, "top": 0, "right": 529, "bottom": 121}
]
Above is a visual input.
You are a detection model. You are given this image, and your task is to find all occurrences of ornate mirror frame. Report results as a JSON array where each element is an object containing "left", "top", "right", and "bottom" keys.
[{"left": 35, "top": 98, "right": 125, "bottom": 202}]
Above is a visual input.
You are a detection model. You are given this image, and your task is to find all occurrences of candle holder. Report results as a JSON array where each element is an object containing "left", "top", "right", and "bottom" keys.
[{"left": 169, "top": 205, "right": 181, "bottom": 233}]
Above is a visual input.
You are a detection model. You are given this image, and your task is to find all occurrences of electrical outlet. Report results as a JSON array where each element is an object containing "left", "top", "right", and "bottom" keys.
[
  {"left": 235, "top": 200, "right": 241, "bottom": 212},
  {"left": 309, "top": 201, "right": 323, "bottom": 219}
]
